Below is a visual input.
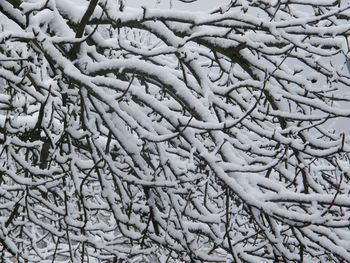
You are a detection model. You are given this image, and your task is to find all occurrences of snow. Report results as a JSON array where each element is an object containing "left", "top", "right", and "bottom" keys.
[{"left": 1, "top": 0, "right": 350, "bottom": 262}]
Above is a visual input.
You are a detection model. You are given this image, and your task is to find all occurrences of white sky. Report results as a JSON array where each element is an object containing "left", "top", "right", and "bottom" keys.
[
  {"left": 125, "top": 0, "right": 350, "bottom": 134},
  {"left": 125, "top": 0, "right": 229, "bottom": 10}
]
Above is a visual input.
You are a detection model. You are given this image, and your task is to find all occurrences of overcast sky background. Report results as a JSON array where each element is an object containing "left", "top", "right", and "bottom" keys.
[
  {"left": 126, "top": 0, "right": 228, "bottom": 10},
  {"left": 2, "top": 0, "right": 347, "bottom": 135},
  {"left": 124, "top": 0, "right": 350, "bottom": 135}
]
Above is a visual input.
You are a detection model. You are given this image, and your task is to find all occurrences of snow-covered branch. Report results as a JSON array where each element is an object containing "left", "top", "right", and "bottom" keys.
[{"left": 1, "top": 0, "right": 350, "bottom": 262}]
